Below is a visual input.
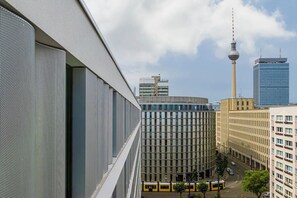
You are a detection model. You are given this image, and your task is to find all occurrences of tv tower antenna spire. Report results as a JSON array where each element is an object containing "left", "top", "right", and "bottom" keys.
[
  {"left": 232, "top": 8, "right": 235, "bottom": 41},
  {"left": 228, "top": 8, "right": 240, "bottom": 98}
]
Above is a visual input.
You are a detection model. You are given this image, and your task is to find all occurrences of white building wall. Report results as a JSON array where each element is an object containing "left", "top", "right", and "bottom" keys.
[{"left": 270, "top": 106, "right": 297, "bottom": 198}]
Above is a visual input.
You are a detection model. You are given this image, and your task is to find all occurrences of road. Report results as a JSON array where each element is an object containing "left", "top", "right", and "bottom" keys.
[
  {"left": 142, "top": 155, "right": 257, "bottom": 198},
  {"left": 219, "top": 154, "right": 256, "bottom": 198}
]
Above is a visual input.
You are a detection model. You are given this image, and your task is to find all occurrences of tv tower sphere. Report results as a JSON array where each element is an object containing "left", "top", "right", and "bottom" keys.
[{"left": 228, "top": 40, "right": 239, "bottom": 61}]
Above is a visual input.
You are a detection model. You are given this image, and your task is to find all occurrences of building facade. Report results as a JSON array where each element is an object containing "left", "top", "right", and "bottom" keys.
[
  {"left": 139, "top": 96, "right": 216, "bottom": 182},
  {"left": 0, "top": 2, "right": 141, "bottom": 198},
  {"left": 253, "top": 58, "right": 289, "bottom": 107},
  {"left": 270, "top": 106, "right": 297, "bottom": 198},
  {"left": 216, "top": 98, "right": 270, "bottom": 170},
  {"left": 139, "top": 75, "right": 169, "bottom": 96}
]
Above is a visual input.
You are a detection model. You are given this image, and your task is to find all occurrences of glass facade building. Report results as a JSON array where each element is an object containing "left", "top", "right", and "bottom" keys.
[
  {"left": 253, "top": 58, "right": 289, "bottom": 107},
  {"left": 139, "top": 96, "right": 216, "bottom": 182}
]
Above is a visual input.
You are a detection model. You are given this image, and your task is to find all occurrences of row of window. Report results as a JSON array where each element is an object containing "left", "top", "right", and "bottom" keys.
[
  {"left": 274, "top": 150, "right": 293, "bottom": 159},
  {"left": 273, "top": 138, "right": 293, "bottom": 147},
  {"left": 141, "top": 104, "right": 210, "bottom": 111},
  {"left": 275, "top": 162, "right": 293, "bottom": 172},
  {"left": 272, "top": 115, "right": 297, "bottom": 122}
]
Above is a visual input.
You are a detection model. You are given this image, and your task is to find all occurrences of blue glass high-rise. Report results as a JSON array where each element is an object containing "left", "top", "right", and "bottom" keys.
[{"left": 253, "top": 58, "right": 289, "bottom": 107}]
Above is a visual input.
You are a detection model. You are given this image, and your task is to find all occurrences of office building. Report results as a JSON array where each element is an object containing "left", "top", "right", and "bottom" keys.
[
  {"left": 0, "top": 2, "right": 140, "bottom": 198},
  {"left": 253, "top": 58, "right": 289, "bottom": 107},
  {"left": 139, "top": 96, "right": 216, "bottom": 182},
  {"left": 216, "top": 98, "right": 270, "bottom": 170},
  {"left": 270, "top": 106, "right": 297, "bottom": 198},
  {"left": 139, "top": 75, "right": 169, "bottom": 96}
]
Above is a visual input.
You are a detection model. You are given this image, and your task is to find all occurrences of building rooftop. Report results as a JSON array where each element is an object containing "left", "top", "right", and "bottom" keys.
[
  {"left": 255, "top": 58, "right": 287, "bottom": 64},
  {"left": 137, "top": 96, "right": 208, "bottom": 104}
]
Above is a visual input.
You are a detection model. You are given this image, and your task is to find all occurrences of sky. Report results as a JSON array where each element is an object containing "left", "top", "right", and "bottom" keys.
[{"left": 84, "top": 0, "right": 297, "bottom": 103}]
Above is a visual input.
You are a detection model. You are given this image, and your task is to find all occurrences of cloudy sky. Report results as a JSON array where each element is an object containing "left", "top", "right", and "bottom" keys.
[{"left": 85, "top": 0, "right": 297, "bottom": 103}]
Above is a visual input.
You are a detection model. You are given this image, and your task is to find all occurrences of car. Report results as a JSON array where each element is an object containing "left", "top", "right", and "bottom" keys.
[
  {"left": 228, "top": 169, "right": 234, "bottom": 175},
  {"left": 262, "top": 192, "right": 269, "bottom": 197},
  {"left": 226, "top": 167, "right": 231, "bottom": 172},
  {"left": 231, "top": 161, "right": 236, "bottom": 166}
]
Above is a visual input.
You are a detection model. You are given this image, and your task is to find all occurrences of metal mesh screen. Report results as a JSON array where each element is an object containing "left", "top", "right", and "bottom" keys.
[
  {"left": 35, "top": 43, "right": 66, "bottom": 197},
  {"left": 0, "top": 6, "right": 35, "bottom": 197}
]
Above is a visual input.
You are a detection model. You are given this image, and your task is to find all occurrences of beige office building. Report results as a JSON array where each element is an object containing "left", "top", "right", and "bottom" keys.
[
  {"left": 139, "top": 96, "right": 216, "bottom": 182},
  {"left": 216, "top": 98, "right": 270, "bottom": 170}
]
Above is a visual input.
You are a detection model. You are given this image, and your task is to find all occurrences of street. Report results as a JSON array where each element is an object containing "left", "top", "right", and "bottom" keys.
[{"left": 142, "top": 155, "right": 257, "bottom": 198}]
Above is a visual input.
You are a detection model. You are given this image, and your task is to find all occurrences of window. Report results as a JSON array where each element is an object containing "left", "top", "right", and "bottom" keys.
[
  {"left": 285, "top": 177, "right": 293, "bottom": 185},
  {"left": 276, "top": 150, "right": 283, "bottom": 156},
  {"left": 285, "top": 140, "right": 293, "bottom": 147},
  {"left": 272, "top": 138, "right": 275, "bottom": 143},
  {"left": 276, "top": 173, "right": 283, "bottom": 180},
  {"left": 271, "top": 115, "right": 274, "bottom": 121},
  {"left": 285, "top": 128, "right": 293, "bottom": 135},
  {"left": 285, "top": 165, "right": 293, "bottom": 173},
  {"left": 276, "top": 115, "right": 283, "bottom": 121},
  {"left": 272, "top": 126, "right": 274, "bottom": 131},
  {"left": 285, "top": 115, "right": 293, "bottom": 122},
  {"left": 285, "top": 152, "right": 293, "bottom": 160},
  {"left": 272, "top": 148, "right": 274, "bottom": 155},
  {"left": 276, "top": 184, "right": 283, "bottom": 192},
  {"left": 276, "top": 161, "right": 283, "bottom": 168},
  {"left": 276, "top": 138, "right": 283, "bottom": 145},
  {"left": 276, "top": 127, "right": 283, "bottom": 133},
  {"left": 285, "top": 189, "right": 292, "bottom": 197}
]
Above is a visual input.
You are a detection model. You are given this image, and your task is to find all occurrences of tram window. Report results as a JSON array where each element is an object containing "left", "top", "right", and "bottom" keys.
[{"left": 160, "top": 185, "right": 169, "bottom": 189}]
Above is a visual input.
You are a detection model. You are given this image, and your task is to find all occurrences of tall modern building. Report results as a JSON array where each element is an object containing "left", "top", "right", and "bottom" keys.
[
  {"left": 253, "top": 58, "right": 289, "bottom": 107},
  {"left": 139, "top": 96, "right": 216, "bottom": 182},
  {"left": 139, "top": 75, "right": 169, "bottom": 96},
  {"left": 270, "top": 106, "right": 297, "bottom": 198},
  {"left": 0, "top": 2, "right": 141, "bottom": 198}
]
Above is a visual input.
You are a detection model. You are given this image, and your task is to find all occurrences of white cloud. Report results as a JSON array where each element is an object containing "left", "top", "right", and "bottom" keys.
[{"left": 85, "top": 0, "right": 295, "bottom": 87}]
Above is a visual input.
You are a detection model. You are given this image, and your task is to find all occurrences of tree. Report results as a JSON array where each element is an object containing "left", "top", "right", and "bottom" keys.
[
  {"left": 215, "top": 153, "right": 228, "bottom": 195},
  {"left": 186, "top": 171, "right": 198, "bottom": 198},
  {"left": 197, "top": 181, "right": 208, "bottom": 198},
  {"left": 242, "top": 170, "right": 269, "bottom": 198},
  {"left": 173, "top": 182, "right": 185, "bottom": 198}
]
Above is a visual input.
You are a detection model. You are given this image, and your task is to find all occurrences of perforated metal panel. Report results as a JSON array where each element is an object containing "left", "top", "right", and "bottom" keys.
[
  {"left": 0, "top": 6, "right": 35, "bottom": 197},
  {"left": 35, "top": 43, "right": 66, "bottom": 197}
]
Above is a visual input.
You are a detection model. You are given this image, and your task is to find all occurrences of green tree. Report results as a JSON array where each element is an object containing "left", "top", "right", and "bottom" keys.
[
  {"left": 215, "top": 153, "right": 228, "bottom": 195},
  {"left": 186, "top": 171, "right": 198, "bottom": 198},
  {"left": 242, "top": 170, "right": 269, "bottom": 198},
  {"left": 197, "top": 181, "right": 208, "bottom": 198},
  {"left": 173, "top": 182, "right": 185, "bottom": 198}
]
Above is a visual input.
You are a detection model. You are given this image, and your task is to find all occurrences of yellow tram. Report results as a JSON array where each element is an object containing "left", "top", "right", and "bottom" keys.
[{"left": 142, "top": 180, "right": 225, "bottom": 192}]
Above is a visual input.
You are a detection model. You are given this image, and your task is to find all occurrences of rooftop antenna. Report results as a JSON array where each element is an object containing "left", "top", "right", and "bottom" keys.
[
  {"left": 279, "top": 48, "right": 282, "bottom": 58},
  {"left": 260, "top": 48, "right": 262, "bottom": 58},
  {"left": 232, "top": 8, "right": 235, "bottom": 41}
]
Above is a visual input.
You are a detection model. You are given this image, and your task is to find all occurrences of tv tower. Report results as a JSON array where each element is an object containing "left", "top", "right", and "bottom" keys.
[{"left": 228, "top": 8, "right": 239, "bottom": 98}]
